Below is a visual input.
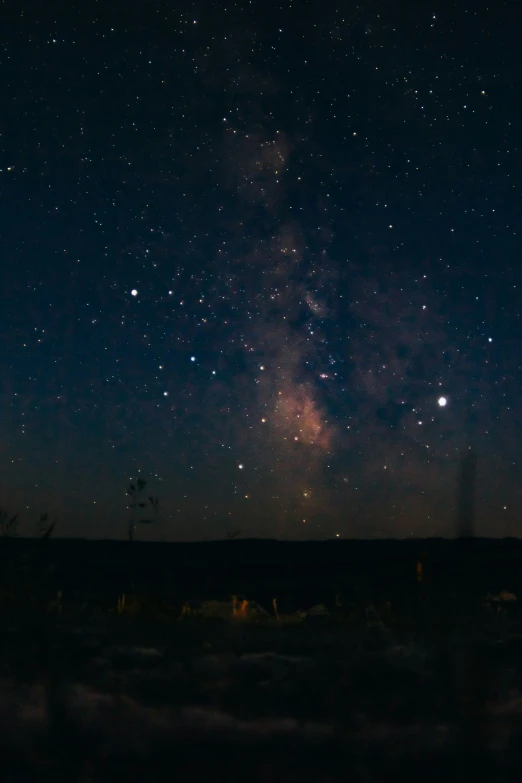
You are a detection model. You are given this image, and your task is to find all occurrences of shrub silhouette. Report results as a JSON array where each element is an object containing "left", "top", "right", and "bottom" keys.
[{"left": 126, "top": 479, "right": 160, "bottom": 541}]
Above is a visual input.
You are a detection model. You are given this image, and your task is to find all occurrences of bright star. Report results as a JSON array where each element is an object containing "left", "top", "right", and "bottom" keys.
[{"left": 438, "top": 396, "right": 447, "bottom": 407}]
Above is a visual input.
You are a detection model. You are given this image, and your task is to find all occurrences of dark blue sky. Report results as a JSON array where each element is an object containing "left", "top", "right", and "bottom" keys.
[{"left": 1, "top": 0, "right": 521, "bottom": 540}]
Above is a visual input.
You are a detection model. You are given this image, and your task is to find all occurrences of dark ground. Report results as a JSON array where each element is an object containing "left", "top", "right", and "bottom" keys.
[{"left": 1, "top": 537, "right": 522, "bottom": 781}]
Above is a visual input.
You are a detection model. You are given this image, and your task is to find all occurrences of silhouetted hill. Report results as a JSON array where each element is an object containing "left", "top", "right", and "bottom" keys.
[
  {"left": 0, "top": 537, "right": 520, "bottom": 607},
  {"left": 0, "top": 535, "right": 520, "bottom": 568}
]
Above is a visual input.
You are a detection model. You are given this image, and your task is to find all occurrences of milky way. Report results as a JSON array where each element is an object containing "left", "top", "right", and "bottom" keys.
[{"left": 0, "top": 1, "right": 521, "bottom": 539}]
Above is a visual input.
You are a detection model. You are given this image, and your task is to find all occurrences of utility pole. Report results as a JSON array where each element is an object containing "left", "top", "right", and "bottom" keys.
[{"left": 456, "top": 450, "right": 478, "bottom": 539}]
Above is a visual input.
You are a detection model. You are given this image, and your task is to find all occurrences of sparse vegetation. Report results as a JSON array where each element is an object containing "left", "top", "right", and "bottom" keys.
[{"left": 0, "top": 507, "right": 57, "bottom": 539}]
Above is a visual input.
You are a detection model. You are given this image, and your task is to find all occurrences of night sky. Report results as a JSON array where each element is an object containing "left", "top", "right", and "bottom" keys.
[{"left": 1, "top": 0, "right": 521, "bottom": 541}]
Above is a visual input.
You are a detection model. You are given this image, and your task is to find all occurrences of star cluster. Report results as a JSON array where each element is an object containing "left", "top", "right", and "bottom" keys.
[{"left": 0, "top": 1, "right": 521, "bottom": 539}]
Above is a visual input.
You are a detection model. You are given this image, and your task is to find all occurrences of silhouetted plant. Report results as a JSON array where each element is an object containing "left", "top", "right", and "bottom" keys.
[
  {"left": 225, "top": 529, "right": 241, "bottom": 540},
  {"left": 126, "top": 479, "right": 160, "bottom": 541},
  {"left": 0, "top": 508, "right": 19, "bottom": 537},
  {"left": 38, "top": 512, "right": 57, "bottom": 540}
]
